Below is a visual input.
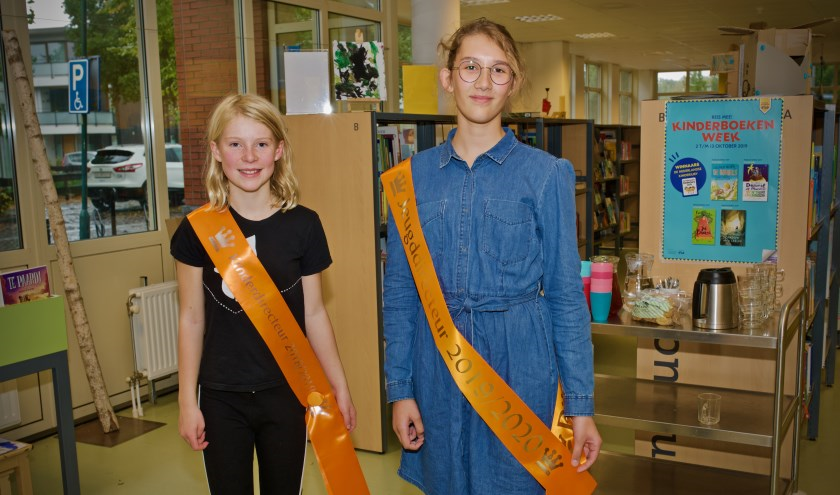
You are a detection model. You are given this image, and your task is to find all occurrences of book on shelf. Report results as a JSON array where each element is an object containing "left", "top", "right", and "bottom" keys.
[
  {"left": 601, "top": 159, "right": 616, "bottom": 179},
  {"left": 620, "top": 140, "right": 633, "bottom": 160},
  {"left": 619, "top": 211, "right": 631, "bottom": 233},
  {"left": 604, "top": 196, "right": 617, "bottom": 225},
  {"left": 600, "top": 135, "right": 617, "bottom": 161},
  {"left": 593, "top": 161, "right": 604, "bottom": 182},
  {"left": 619, "top": 175, "right": 630, "bottom": 195},
  {"left": 807, "top": 144, "right": 822, "bottom": 236},
  {"left": 1, "top": 265, "right": 50, "bottom": 307},
  {"left": 593, "top": 183, "right": 603, "bottom": 205},
  {"left": 376, "top": 125, "right": 399, "bottom": 173}
]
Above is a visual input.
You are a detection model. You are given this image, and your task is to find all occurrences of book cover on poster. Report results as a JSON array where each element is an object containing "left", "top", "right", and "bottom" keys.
[{"left": 1, "top": 266, "right": 51, "bottom": 306}]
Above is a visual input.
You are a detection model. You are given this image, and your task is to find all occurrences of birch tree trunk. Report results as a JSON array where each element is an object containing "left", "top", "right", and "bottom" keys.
[{"left": 2, "top": 29, "right": 119, "bottom": 433}]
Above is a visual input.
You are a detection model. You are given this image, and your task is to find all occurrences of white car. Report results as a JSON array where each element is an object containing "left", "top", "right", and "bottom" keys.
[{"left": 87, "top": 143, "right": 183, "bottom": 208}]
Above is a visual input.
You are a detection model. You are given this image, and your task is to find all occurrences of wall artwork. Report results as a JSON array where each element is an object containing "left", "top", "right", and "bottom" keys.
[{"left": 332, "top": 41, "right": 386, "bottom": 101}]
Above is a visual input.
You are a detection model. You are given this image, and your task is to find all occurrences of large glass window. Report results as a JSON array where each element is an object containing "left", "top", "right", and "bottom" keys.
[
  {"left": 328, "top": 12, "right": 380, "bottom": 47},
  {"left": 0, "top": 35, "right": 22, "bottom": 251},
  {"left": 619, "top": 69, "right": 633, "bottom": 125},
  {"left": 584, "top": 63, "right": 602, "bottom": 124},
  {"left": 28, "top": 1, "right": 159, "bottom": 240},
  {"left": 656, "top": 70, "right": 719, "bottom": 99}
]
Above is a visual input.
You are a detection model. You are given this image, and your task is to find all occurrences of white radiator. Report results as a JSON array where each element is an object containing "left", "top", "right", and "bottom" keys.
[{"left": 128, "top": 281, "right": 179, "bottom": 386}]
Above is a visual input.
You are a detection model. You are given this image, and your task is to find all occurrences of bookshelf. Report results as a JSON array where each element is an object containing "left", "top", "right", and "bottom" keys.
[
  {"left": 593, "top": 125, "right": 641, "bottom": 256},
  {"left": 805, "top": 102, "right": 837, "bottom": 440}
]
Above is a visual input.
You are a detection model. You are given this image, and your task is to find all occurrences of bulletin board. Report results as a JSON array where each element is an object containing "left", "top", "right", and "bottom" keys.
[{"left": 662, "top": 98, "right": 783, "bottom": 263}]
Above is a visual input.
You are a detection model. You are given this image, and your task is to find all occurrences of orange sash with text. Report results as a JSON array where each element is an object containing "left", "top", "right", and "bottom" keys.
[
  {"left": 188, "top": 205, "right": 369, "bottom": 495},
  {"left": 382, "top": 159, "right": 596, "bottom": 494}
]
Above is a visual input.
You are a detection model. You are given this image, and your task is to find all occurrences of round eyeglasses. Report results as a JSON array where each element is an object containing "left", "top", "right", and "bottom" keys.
[{"left": 454, "top": 60, "right": 514, "bottom": 85}]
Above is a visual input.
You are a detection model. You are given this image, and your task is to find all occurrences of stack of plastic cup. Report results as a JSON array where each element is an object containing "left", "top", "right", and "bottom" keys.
[
  {"left": 590, "top": 261, "right": 613, "bottom": 323},
  {"left": 581, "top": 261, "right": 592, "bottom": 308}
]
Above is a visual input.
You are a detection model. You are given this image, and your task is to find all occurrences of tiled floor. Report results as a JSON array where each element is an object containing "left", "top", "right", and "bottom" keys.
[{"left": 23, "top": 362, "right": 839, "bottom": 494}]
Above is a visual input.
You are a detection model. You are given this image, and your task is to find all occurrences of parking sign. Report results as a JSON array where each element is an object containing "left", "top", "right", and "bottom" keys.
[{"left": 68, "top": 59, "right": 89, "bottom": 114}]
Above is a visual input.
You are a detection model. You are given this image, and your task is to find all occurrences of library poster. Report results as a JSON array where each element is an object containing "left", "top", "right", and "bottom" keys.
[{"left": 662, "top": 98, "right": 782, "bottom": 262}]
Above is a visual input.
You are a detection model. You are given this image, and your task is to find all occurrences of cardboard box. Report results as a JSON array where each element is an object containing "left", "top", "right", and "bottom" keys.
[
  {"left": 740, "top": 28, "right": 812, "bottom": 97},
  {"left": 711, "top": 50, "right": 740, "bottom": 97}
]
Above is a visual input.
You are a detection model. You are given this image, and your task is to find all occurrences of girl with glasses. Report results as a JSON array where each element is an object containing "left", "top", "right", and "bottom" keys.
[{"left": 383, "top": 17, "right": 601, "bottom": 495}]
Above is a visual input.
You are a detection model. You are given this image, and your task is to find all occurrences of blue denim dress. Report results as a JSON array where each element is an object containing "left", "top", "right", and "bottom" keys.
[{"left": 383, "top": 128, "right": 595, "bottom": 495}]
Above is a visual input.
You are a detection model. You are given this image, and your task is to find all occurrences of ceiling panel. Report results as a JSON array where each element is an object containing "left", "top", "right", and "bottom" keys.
[{"left": 437, "top": 0, "right": 840, "bottom": 70}]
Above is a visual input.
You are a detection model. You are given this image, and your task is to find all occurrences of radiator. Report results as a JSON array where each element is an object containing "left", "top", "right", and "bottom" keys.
[{"left": 127, "top": 281, "right": 179, "bottom": 400}]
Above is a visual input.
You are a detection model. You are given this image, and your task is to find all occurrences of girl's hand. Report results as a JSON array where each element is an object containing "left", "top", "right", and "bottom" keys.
[
  {"left": 392, "top": 399, "right": 425, "bottom": 451},
  {"left": 570, "top": 416, "right": 601, "bottom": 472},
  {"left": 178, "top": 403, "right": 208, "bottom": 451},
  {"left": 335, "top": 388, "right": 357, "bottom": 432}
]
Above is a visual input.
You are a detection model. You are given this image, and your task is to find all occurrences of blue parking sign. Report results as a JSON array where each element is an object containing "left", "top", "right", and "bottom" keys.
[{"left": 68, "top": 59, "right": 89, "bottom": 114}]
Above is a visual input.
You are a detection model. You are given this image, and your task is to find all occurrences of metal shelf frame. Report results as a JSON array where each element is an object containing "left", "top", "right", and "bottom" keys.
[{"left": 591, "top": 288, "right": 806, "bottom": 495}]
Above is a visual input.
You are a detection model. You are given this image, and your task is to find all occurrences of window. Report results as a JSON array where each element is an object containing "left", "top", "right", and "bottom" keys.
[
  {"left": 263, "top": 2, "right": 321, "bottom": 114},
  {"left": 656, "top": 70, "right": 719, "bottom": 99},
  {"left": 584, "top": 63, "right": 602, "bottom": 124},
  {"left": 813, "top": 63, "right": 838, "bottom": 104},
  {"left": 333, "top": 0, "right": 380, "bottom": 9},
  {"left": 619, "top": 69, "right": 633, "bottom": 125},
  {"left": 29, "top": 1, "right": 161, "bottom": 240},
  {"left": 0, "top": 37, "right": 22, "bottom": 251}
]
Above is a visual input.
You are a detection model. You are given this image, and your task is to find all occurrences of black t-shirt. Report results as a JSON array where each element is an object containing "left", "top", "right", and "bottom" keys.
[{"left": 170, "top": 205, "right": 332, "bottom": 392}]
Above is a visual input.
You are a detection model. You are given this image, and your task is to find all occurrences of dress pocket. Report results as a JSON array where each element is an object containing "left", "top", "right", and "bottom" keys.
[{"left": 481, "top": 199, "right": 534, "bottom": 265}]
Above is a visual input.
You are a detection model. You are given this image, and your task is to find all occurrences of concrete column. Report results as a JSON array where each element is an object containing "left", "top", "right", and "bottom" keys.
[{"left": 411, "top": 0, "right": 459, "bottom": 114}]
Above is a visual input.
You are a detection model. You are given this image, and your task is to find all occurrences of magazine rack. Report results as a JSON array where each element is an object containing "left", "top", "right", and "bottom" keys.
[{"left": 0, "top": 296, "right": 80, "bottom": 494}]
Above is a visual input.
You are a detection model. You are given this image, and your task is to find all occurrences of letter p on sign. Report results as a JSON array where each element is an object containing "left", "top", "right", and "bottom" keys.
[{"left": 68, "top": 59, "right": 89, "bottom": 114}]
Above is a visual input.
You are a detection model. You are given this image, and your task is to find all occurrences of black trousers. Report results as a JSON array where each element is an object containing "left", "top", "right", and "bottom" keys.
[{"left": 199, "top": 386, "right": 306, "bottom": 495}]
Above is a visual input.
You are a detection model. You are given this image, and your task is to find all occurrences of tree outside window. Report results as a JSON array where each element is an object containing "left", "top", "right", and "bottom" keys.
[{"left": 656, "top": 70, "right": 719, "bottom": 99}]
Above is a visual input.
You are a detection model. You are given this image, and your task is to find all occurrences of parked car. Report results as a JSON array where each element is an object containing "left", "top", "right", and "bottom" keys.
[
  {"left": 87, "top": 143, "right": 183, "bottom": 208},
  {"left": 61, "top": 151, "right": 96, "bottom": 168}
]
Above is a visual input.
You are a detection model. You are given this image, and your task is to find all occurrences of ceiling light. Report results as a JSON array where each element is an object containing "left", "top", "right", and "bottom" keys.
[
  {"left": 460, "top": 0, "right": 510, "bottom": 6},
  {"left": 575, "top": 32, "right": 616, "bottom": 39},
  {"left": 514, "top": 14, "right": 564, "bottom": 23}
]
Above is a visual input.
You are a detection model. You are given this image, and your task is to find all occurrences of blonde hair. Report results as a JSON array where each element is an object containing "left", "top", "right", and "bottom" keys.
[
  {"left": 204, "top": 93, "right": 299, "bottom": 211},
  {"left": 439, "top": 17, "right": 526, "bottom": 97}
]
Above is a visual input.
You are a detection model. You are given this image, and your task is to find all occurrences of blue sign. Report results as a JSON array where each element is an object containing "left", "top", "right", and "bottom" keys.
[
  {"left": 68, "top": 59, "right": 89, "bottom": 114},
  {"left": 662, "top": 98, "right": 783, "bottom": 263}
]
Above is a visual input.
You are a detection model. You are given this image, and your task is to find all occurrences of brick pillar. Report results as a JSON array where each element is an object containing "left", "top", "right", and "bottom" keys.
[{"left": 172, "top": 0, "right": 239, "bottom": 207}]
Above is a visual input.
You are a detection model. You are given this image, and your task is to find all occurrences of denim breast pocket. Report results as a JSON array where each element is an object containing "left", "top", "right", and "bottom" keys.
[
  {"left": 481, "top": 199, "right": 534, "bottom": 265},
  {"left": 418, "top": 200, "right": 446, "bottom": 262}
]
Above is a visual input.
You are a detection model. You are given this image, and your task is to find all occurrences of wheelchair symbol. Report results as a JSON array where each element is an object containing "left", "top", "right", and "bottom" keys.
[{"left": 73, "top": 92, "right": 84, "bottom": 111}]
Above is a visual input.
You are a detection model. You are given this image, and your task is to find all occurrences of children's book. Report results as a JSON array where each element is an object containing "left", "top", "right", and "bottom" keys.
[
  {"left": 742, "top": 163, "right": 769, "bottom": 202},
  {"left": 1, "top": 265, "right": 51, "bottom": 306},
  {"left": 710, "top": 164, "right": 738, "bottom": 201},
  {"left": 691, "top": 208, "right": 716, "bottom": 245}
]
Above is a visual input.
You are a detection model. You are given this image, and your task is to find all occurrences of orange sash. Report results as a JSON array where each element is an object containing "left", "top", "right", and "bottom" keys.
[
  {"left": 188, "top": 205, "right": 369, "bottom": 495},
  {"left": 382, "top": 160, "right": 596, "bottom": 494}
]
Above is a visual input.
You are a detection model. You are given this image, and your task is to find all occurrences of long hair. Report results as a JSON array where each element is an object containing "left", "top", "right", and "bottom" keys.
[{"left": 204, "top": 94, "right": 299, "bottom": 211}]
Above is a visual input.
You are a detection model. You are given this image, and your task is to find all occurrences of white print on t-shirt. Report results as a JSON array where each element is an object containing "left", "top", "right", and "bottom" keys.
[{"left": 214, "top": 234, "right": 257, "bottom": 300}]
